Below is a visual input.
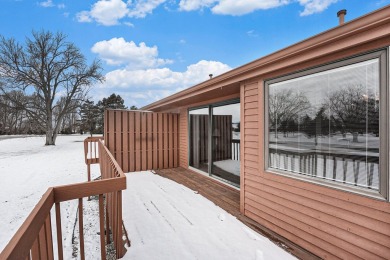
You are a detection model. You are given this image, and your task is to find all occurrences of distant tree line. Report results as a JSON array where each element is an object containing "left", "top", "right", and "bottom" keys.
[
  {"left": 269, "top": 85, "right": 379, "bottom": 144},
  {"left": 79, "top": 93, "right": 138, "bottom": 136},
  {"left": 0, "top": 92, "right": 137, "bottom": 136}
]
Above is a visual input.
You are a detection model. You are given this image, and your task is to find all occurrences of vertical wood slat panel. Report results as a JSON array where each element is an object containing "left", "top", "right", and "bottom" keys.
[
  {"left": 135, "top": 112, "right": 141, "bottom": 171},
  {"left": 141, "top": 113, "right": 147, "bottom": 170},
  {"left": 173, "top": 114, "right": 178, "bottom": 167},
  {"left": 122, "top": 111, "right": 129, "bottom": 172},
  {"left": 147, "top": 113, "right": 153, "bottom": 169},
  {"left": 164, "top": 114, "right": 169, "bottom": 169},
  {"left": 55, "top": 203, "right": 63, "bottom": 260},
  {"left": 78, "top": 198, "right": 85, "bottom": 260},
  {"left": 153, "top": 113, "right": 158, "bottom": 169},
  {"left": 44, "top": 214, "right": 53, "bottom": 260},
  {"left": 129, "top": 112, "right": 135, "bottom": 172},
  {"left": 115, "top": 111, "right": 122, "bottom": 169},
  {"left": 104, "top": 110, "right": 179, "bottom": 172},
  {"left": 38, "top": 225, "right": 47, "bottom": 260},
  {"left": 158, "top": 113, "right": 164, "bottom": 169},
  {"left": 31, "top": 237, "right": 40, "bottom": 260},
  {"left": 98, "top": 194, "right": 106, "bottom": 260},
  {"left": 108, "top": 110, "right": 115, "bottom": 155},
  {"left": 168, "top": 114, "right": 173, "bottom": 169}
]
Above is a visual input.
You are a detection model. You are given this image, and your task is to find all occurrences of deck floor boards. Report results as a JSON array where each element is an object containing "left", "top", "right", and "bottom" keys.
[{"left": 156, "top": 167, "right": 320, "bottom": 260}]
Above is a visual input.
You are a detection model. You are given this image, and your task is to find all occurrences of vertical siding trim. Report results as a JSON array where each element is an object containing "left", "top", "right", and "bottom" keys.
[
  {"left": 240, "top": 83, "right": 246, "bottom": 214},
  {"left": 258, "top": 80, "right": 264, "bottom": 174}
]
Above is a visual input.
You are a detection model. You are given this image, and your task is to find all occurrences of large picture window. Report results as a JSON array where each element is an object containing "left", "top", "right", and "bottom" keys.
[{"left": 265, "top": 50, "right": 388, "bottom": 198}]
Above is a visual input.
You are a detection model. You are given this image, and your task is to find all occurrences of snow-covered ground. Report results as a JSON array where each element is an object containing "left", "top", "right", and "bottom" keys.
[
  {"left": 0, "top": 135, "right": 99, "bottom": 256},
  {"left": 122, "top": 172, "right": 295, "bottom": 260},
  {"left": 0, "top": 135, "right": 295, "bottom": 260}
]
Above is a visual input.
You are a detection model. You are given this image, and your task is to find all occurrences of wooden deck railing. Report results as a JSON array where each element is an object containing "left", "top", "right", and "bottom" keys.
[
  {"left": 0, "top": 138, "right": 127, "bottom": 260},
  {"left": 84, "top": 136, "right": 104, "bottom": 182}
]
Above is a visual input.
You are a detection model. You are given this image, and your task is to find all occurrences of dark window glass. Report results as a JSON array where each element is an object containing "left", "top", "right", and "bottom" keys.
[{"left": 189, "top": 108, "right": 209, "bottom": 173}]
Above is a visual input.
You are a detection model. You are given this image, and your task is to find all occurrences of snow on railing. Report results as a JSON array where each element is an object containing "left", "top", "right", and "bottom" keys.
[{"left": 0, "top": 137, "right": 127, "bottom": 260}]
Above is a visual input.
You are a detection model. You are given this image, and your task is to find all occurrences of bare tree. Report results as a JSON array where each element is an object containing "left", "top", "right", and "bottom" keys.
[
  {"left": 0, "top": 31, "right": 104, "bottom": 145},
  {"left": 269, "top": 89, "right": 311, "bottom": 138},
  {"left": 326, "top": 85, "right": 379, "bottom": 142}
]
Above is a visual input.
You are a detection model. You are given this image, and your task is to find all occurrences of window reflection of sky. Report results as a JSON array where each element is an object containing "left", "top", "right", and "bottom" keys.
[
  {"left": 270, "top": 59, "right": 379, "bottom": 116},
  {"left": 189, "top": 102, "right": 240, "bottom": 123}
]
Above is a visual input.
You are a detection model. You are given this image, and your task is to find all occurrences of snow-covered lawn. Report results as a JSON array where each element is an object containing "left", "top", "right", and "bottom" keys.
[
  {"left": 0, "top": 135, "right": 295, "bottom": 259},
  {"left": 0, "top": 135, "right": 99, "bottom": 254}
]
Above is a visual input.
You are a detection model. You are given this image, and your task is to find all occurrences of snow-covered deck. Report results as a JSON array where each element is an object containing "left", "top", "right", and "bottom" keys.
[
  {"left": 0, "top": 135, "right": 302, "bottom": 259},
  {"left": 122, "top": 171, "right": 295, "bottom": 260}
]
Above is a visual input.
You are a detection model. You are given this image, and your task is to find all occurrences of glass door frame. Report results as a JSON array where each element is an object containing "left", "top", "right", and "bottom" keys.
[{"left": 188, "top": 98, "right": 240, "bottom": 187}]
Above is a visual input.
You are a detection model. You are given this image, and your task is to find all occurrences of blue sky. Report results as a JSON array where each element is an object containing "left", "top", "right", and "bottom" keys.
[{"left": 1, "top": 0, "right": 389, "bottom": 107}]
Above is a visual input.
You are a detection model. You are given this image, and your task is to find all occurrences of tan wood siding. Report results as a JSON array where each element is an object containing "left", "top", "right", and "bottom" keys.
[
  {"left": 179, "top": 108, "right": 189, "bottom": 168},
  {"left": 104, "top": 109, "right": 179, "bottom": 172},
  {"left": 241, "top": 79, "right": 390, "bottom": 259}
]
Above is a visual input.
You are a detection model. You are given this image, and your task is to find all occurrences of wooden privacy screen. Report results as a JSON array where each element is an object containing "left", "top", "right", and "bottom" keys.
[
  {"left": 189, "top": 114, "right": 233, "bottom": 168},
  {"left": 189, "top": 114, "right": 208, "bottom": 168},
  {"left": 104, "top": 109, "right": 180, "bottom": 172},
  {"left": 212, "top": 115, "right": 232, "bottom": 161}
]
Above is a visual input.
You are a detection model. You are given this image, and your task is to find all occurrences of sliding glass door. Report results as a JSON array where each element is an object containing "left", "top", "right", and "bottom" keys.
[
  {"left": 189, "top": 100, "right": 240, "bottom": 187},
  {"left": 189, "top": 107, "right": 209, "bottom": 173},
  {"left": 211, "top": 103, "right": 240, "bottom": 186}
]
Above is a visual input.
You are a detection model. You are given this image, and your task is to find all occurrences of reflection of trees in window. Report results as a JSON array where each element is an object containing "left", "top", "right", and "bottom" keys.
[
  {"left": 269, "top": 89, "right": 311, "bottom": 138},
  {"left": 301, "top": 106, "right": 330, "bottom": 146},
  {"left": 270, "top": 85, "right": 379, "bottom": 144},
  {"left": 326, "top": 85, "right": 379, "bottom": 142}
]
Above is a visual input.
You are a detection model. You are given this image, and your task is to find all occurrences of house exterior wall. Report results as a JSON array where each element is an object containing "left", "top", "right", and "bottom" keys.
[
  {"left": 145, "top": 6, "right": 390, "bottom": 259},
  {"left": 240, "top": 49, "right": 390, "bottom": 259}
]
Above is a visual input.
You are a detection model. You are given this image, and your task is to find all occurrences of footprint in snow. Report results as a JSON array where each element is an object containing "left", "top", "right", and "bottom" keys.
[
  {"left": 256, "top": 250, "right": 264, "bottom": 260},
  {"left": 243, "top": 227, "right": 267, "bottom": 242}
]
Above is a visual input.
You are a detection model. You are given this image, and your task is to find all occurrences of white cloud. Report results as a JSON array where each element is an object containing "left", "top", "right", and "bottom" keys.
[
  {"left": 179, "top": 0, "right": 339, "bottom": 16},
  {"left": 179, "top": 0, "right": 217, "bottom": 11},
  {"left": 179, "top": 0, "right": 289, "bottom": 14},
  {"left": 38, "top": 0, "right": 66, "bottom": 9},
  {"left": 76, "top": 11, "right": 93, "bottom": 22},
  {"left": 124, "top": 21, "right": 135, "bottom": 27},
  {"left": 76, "top": 0, "right": 166, "bottom": 26},
  {"left": 91, "top": 37, "right": 173, "bottom": 69},
  {"left": 212, "top": 0, "right": 289, "bottom": 15},
  {"left": 90, "top": 37, "right": 231, "bottom": 106},
  {"left": 76, "top": 0, "right": 129, "bottom": 26},
  {"left": 128, "top": 0, "right": 167, "bottom": 18},
  {"left": 247, "top": 30, "right": 258, "bottom": 37},
  {"left": 298, "top": 0, "right": 339, "bottom": 16},
  {"left": 39, "top": 0, "right": 54, "bottom": 7},
  {"left": 100, "top": 60, "right": 231, "bottom": 90},
  {"left": 92, "top": 59, "right": 232, "bottom": 106}
]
